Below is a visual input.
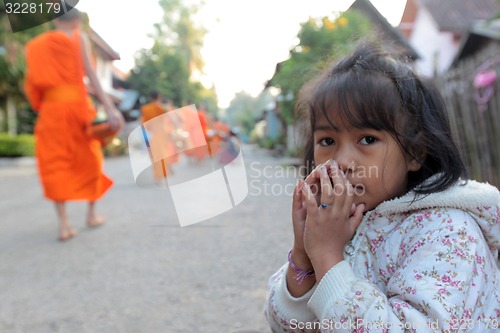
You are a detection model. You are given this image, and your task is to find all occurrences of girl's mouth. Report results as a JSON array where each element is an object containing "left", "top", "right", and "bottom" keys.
[{"left": 353, "top": 184, "right": 365, "bottom": 195}]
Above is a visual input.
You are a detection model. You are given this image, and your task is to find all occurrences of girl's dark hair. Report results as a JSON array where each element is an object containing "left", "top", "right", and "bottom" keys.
[{"left": 297, "top": 43, "right": 466, "bottom": 195}]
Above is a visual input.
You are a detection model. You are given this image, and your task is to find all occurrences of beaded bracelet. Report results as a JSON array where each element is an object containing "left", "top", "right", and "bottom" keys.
[{"left": 288, "top": 249, "right": 315, "bottom": 285}]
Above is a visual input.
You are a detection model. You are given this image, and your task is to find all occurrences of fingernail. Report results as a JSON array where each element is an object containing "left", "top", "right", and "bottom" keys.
[
  {"left": 320, "top": 166, "right": 327, "bottom": 176},
  {"left": 304, "top": 183, "right": 313, "bottom": 198}
]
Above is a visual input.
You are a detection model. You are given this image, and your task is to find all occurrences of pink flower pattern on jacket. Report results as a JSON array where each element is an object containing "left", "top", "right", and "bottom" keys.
[{"left": 265, "top": 180, "right": 500, "bottom": 332}]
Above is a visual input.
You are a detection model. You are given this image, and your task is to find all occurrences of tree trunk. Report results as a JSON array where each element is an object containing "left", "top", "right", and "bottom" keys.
[{"left": 0, "top": 102, "right": 5, "bottom": 132}]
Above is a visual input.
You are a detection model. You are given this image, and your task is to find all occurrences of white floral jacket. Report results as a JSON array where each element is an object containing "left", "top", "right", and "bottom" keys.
[{"left": 266, "top": 180, "right": 500, "bottom": 332}]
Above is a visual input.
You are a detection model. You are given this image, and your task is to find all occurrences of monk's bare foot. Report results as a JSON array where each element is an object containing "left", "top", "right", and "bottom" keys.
[
  {"left": 87, "top": 216, "right": 106, "bottom": 228},
  {"left": 59, "top": 228, "right": 77, "bottom": 242}
]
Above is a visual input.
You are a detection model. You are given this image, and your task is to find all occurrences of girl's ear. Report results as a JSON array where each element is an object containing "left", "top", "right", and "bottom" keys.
[
  {"left": 407, "top": 132, "right": 427, "bottom": 172},
  {"left": 407, "top": 157, "right": 422, "bottom": 172}
]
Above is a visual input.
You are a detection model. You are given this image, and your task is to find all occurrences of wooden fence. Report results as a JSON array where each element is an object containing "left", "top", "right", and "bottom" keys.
[{"left": 435, "top": 44, "right": 500, "bottom": 187}]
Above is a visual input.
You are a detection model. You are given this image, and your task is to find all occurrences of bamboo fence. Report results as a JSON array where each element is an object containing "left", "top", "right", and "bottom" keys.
[{"left": 435, "top": 44, "right": 500, "bottom": 187}]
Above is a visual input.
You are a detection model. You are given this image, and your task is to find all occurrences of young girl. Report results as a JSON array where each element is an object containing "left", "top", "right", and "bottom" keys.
[{"left": 265, "top": 43, "right": 500, "bottom": 332}]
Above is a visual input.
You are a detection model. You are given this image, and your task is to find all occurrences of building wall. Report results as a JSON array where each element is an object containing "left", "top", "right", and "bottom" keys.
[
  {"left": 95, "top": 56, "right": 113, "bottom": 92},
  {"left": 410, "top": 8, "right": 458, "bottom": 77},
  {"left": 264, "top": 109, "right": 282, "bottom": 141}
]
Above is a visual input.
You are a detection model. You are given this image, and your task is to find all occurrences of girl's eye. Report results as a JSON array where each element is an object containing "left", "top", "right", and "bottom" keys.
[
  {"left": 359, "top": 136, "right": 377, "bottom": 145},
  {"left": 318, "top": 138, "right": 334, "bottom": 146}
]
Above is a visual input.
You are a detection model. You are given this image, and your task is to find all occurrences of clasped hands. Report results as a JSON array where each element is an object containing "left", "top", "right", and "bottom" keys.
[{"left": 292, "top": 160, "right": 365, "bottom": 280}]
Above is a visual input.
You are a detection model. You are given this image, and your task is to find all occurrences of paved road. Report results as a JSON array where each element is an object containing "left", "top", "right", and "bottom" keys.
[{"left": 0, "top": 144, "right": 300, "bottom": 333}]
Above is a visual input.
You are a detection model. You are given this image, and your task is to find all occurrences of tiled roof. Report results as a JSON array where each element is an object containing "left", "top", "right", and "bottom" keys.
[
  {"left": 89, "top": 28, "right": 120, "bottom": 61},
  {"left": 452, "top": 19, "right": 500, "bottom": 65},
  {"left": 420, "top": 0, "right": 498, "bottom": 33},
  {"left": 349, "top": 0, "right": 419, "bottom": 59}
]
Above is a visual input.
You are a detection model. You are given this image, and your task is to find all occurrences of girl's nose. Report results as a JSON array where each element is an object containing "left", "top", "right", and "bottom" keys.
[{"left": 336, "top": 152, "right": 356, "bottom": 174}]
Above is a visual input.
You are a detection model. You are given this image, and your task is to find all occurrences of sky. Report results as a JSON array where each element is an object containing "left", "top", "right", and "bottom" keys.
[{"left": 76, "top": 0, "right": 408, "bottom": 108}]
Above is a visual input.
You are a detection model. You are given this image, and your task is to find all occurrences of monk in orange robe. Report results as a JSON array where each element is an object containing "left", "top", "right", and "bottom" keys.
[
  {"left": 183, "top": 106, "right": 211, "bottom": 162},
  {"left": 209, "top": 117, "right": 230, "bottom": 157},
  {"left": 23, "top": 8, "right": 124, "bottom": 241},
  {"left": 140, "top": 91, "right": 179, "bottom": 180}
]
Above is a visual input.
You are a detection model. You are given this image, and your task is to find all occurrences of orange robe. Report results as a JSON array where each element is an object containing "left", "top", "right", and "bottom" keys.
[
  {"left": 140, "top": 102, "right": 164, "bottom": 124},
  {"left": 24, "top": 30, "right": 112, "bottom": 201},
  {"left": 140, "top": 102, "right": 178, "bottom": 179},
  {"left": 183, "top": 109, "right": 210, "bottom": 160},
  {"left": 210, "top": 120, "right": 230, "bottom": 156}
]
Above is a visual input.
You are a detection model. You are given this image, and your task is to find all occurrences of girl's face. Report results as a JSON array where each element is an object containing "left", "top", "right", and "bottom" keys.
[{"left": 313, "top": 114, "right": 421, "bottom": 211}]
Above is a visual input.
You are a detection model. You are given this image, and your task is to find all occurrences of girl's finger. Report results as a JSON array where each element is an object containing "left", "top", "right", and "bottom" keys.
[
  {"left": 350, "top": 202, "right": 356, "bottom": 217},
  {"left": 302, "top": 183, "right": 320, "bottom": 220},
  {"left": 293, "top": 179, "right": 305, "bottom": 211},
  {"left": 350, "top": 203, "right": 366, "bottom": 233},
  {"left": 292, "top": 180, "right": 307, "bottom": 236},
  {"left": 304, "top": 165, "right": 321, "bottom": 184},
  {"left": 329, "top": 160, "right": 348, "bottom": 207},
  {"left": 345, "top": 179, "right": 356, "bottom": 212},
  {"left": 319, "top": 165, "right": 333, "bottom": 207},
  {"left": 305, "top": 164, "right": 324, "bottom": 205}
]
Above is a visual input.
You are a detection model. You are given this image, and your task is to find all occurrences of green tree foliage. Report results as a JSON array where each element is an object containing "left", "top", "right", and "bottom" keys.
[
  {"left": 225, "top": 92, "right": 256, "bottom": 131},
  {"left": 225, "top": 90, "right": 275, "bottom": 135},
  {"left": 193, "top": 82, "right": 218, "bottom": 114},
  {"left": 156, "top": 0, "right": 206, "bottom": 73},
  {"left": 0, "top": 9, "right": 49, "bottom": 133},
  {"left": 129, "top": 43, "right": 190, "bottom": 106},
  {"left": 267, "top": 11, "right": 373, "bottom": 124},
  {"left": 128, "top": 0, "right": 218, "bottom": 114}
]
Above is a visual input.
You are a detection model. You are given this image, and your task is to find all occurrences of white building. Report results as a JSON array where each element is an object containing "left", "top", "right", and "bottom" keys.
[{"left": 399, "top": 0, "right": 498, "bottom": 77}]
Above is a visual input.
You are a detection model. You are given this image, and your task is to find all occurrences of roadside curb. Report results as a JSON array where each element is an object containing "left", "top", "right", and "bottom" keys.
[{"left": 0, "top": 157, "right": 36, "bottom": 168}]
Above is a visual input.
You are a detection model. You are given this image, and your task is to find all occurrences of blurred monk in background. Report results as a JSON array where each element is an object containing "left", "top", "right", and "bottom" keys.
[
  {"left": 140, "top": 91, "right": 179, "bottom": 181},
  {"left": 24, "top": 8, "right": 124, "bottom": 241},
  {"left": 183, "top": 105, "right": 210, "bottom": 163},
  {"left": 209, "top": 116, "right": 230, "bottom": 157}
]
